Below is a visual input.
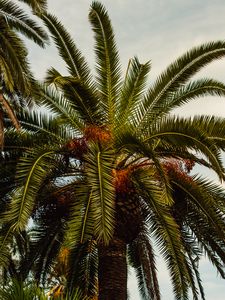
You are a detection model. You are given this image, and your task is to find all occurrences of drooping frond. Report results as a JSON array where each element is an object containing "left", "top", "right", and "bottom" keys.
[
  {"left": 66, "top": 241, "right": 98, "bottom": 297},
  {"left": 146, "top": 116, "right": 225, "bottom": 180},
  {"left": 134, "top": 168, "right": 191, "bottom": 299},
  {"left": 190, "top": 115, "right": 225, "bottom": 150},
  {"left": 41, "top": 13, "right": 92, "bottom": 82},
  {"left": 170, "top": 174, "right": 224, "bottom": 239},
  {"left": 128, "top": 232, "right": 160, "bottom": 300},
  {"left": 85, "top": 143, "right": 115, "bottom": 244},
  {"left": 0, "top": 26, "right": 33, "bottom": 95},
  {"left": 64, "top": 183, "right": 95, "bottom": 248},
  {"left": 2, "top": 147, "right": 58, "bottom": 231},
  {"left": 142, "top": 78, "right": 225, "bottom": 124},
  {"left": 138, "top": 41, "right": 225, "bottom": 128},
  {"left": 0, "top": 0, "right": 48, "bottom": 47},
  {"left": 89, "top": 1, "right": 121, "bottom": 125}
]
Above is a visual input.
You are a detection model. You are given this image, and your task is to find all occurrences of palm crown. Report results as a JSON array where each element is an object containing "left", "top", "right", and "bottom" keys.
[{"left": 0, "top": 2, "right": 225, "bottom": 300}]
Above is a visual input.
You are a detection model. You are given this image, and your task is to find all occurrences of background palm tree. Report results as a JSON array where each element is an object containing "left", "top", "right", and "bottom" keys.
[
  {"left": 0, "top": 0, "right": 48, "bottom": 146},
  {"left": 0, "top": 1, "right": 225, "bottom": 299}
]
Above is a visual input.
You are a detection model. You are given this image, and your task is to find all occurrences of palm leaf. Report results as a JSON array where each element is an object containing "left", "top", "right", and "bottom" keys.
[
  {"left": 117, "top": 57, "right": 150, "bottom": 128},
  {"left": 128, "top": 232, "right": 160, "bottom": 300},
  {"left": 41, "top": 13, "right": 91, "bottom": 82},
  {"left": 85, "top": 143, "right": 115, "bottom": 244},
  {"left": 2, "top": 147, "right": 57, "bottom": 231},
  {"left": 89, "top": 1, "right": 121, "bottom": 126},
  {"left": 135, "top": 168, "right": 191, "bottom": 299},
  {"left": 144, "top": 78, "right": 225, "bottom": 123},
  {"left": 146, "top": 116, "right": 225, "bottom": 180},
  {"left": 64, "top": 183, "right": 95, "bottom": 248},
  {"left": 36, "top": 83, "right": 84, "bottom": 132},
  {"left": 0, "top": 0, "right": 48, "bottom": 47},
  {"left": 138, "top": 41, "right": 225, "bottom": 127},
  {"left": 18, "top": 0, "right": 47, "bottom": 14}
]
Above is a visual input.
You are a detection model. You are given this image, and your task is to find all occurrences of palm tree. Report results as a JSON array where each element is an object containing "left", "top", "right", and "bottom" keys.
[
  {"left": 1, "top": 2, "right": 225, "bottom": 299},
  {"left": 0, "top": 0, "right": 48, "bottom": 146}
]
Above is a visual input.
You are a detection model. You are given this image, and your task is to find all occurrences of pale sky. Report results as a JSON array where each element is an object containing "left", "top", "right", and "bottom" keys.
[{"left": 21, "top": 0, "right": 225, "bottom": 299}]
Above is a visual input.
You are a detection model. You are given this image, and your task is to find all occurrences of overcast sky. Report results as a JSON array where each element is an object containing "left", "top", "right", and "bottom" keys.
[{"left": 22, "top": 0, "right": 225, "bottom": 299}]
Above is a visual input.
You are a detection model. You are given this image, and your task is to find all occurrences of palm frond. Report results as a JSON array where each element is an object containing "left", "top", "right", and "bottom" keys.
[
  {"left": 144, "top": 78, "right": 225, "bottom": 123},
  {"left": 146, "top": 116, "right": 225, "bottom": 180},
  {"left": 18, "top": 0, "right": 47, "bottom": 14},
  {"left": 57, "top": 77, "right": 102, "bottom": 125},
  {"left": 89, "top": 1, "right": 121, "bottom": 125},
  {"left": 0, "top": 50, "right": 14, "bottom": 92},
  {"left": 85, "top": 143, "right": 115, "bottom": 244},
  {"left": 138, "top": 41, "right": 225, "bottom": 127},
  {"left": 0, "top": 0, "right": 48, "bottom": 47},
  {"left": 41, "top": 13, "right": 91, "bottom": 82},
  {"left": 66, "top": 241, "right": 98, "bottom": 298},
  {"left": 0, "top": 26, "right": 37, "bottom": 99},
  {"left": 35, "top": 83, "right": 84, "bottom": 132},
  {"left": 135, "top": 169, "right": 191, "bottom": 299},
  {"left": 2, "top": 147, "right": 58, "bottom": 231},
  {"left": 128, "top": 232, "right": 160, "bottom": 300},
  {"left": 64, "top": 183, "right": 95, "bottom": 248},
  {"left": 171, "top": 175, "right": 225, "bottom": 236},
  {"left": 117, "top": 57, "right": 150, "bottom": 128}
]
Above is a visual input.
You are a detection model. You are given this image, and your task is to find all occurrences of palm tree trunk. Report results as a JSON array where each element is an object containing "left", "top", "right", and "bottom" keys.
[{"left": 98, "top": 238, "right": 127, "bottom": 300}]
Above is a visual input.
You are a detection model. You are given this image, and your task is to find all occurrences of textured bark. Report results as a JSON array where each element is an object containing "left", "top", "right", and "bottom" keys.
[{"left": 98, "top": 238, "right": 127, "bottom": 300}]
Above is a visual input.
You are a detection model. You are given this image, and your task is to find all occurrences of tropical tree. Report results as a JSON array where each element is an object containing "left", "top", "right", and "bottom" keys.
[
  {"left": 1, "top": 2, "right": 225, "bottom": 300},
  {"left": 0, "top": 0, "right": 48, "bottom": 146}
]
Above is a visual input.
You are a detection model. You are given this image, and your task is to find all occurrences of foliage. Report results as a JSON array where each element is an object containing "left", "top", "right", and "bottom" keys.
[{"left": 0, "top": 1, "right": 225, "bottom": 299}]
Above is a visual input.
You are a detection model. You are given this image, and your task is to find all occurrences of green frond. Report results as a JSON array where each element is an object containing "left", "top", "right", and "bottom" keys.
[
  {"left": 146, "top": 116, "right": 225, "bottom": 180},
  {"left": 2, "top": 147, "right": 58, "bottom": 232},
  {"left": 128, "top": 232, "right": 160, "bottom": 300},
  {"left": 18, "top": 0, "right": 47, "bottom": 14},
  {"left": 189, "top": 115, "right": 225, "bottom": 150},
  {"left": 181, "top": 229, "right": 205, "bottom": 300},
  {"left": 117, "top": 57, "right": 150, "bottom": 128},
  {"left": 58, "top": 77, "right": 102, "bottom": 125},
  {"left": 66, "top": 241, "right": 98, "bottom": 297},
  {"left": 41, "top": 13, "right": 91, "bottom": 82},
  {"left": 0, "top": 50, "right": 14, "bottom": 92},
  {"left": 171, "top": 174, "right": 225, "bottom": 235},
  {"left": 0, "top": 0, "right": 48, "bottom": 47},
  {"left": 0, "top": 279, "right": 47, "bottom": 300},
  {"left": 64, "top": 184, "right": 95, "bottom": 248},
  {"left": 0, "top": 229, "right": 13, "bottom": 268},
  {"left": 89, "top": 1, "right": 121, "bottom": 126},
  {"left": 36, "top": 83, "right": 84, "bottom": 132},
  {"left": 146, "top": 78, "right": 225, "bottom": 123},
  {"left": 0, "top": 27, "right": 35, "bottom": 96},
  {"left": 138, "top": 40, "right": 225, "bottom": 127},
  {"left": 17, "top": 109, "right": 74, "bottom": 143},
  {"left": 135, "top": 169, "right": 191, "bottom": 299},
  {"left": 85, "top": 143, "right": 115, "bottom": 244}
]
